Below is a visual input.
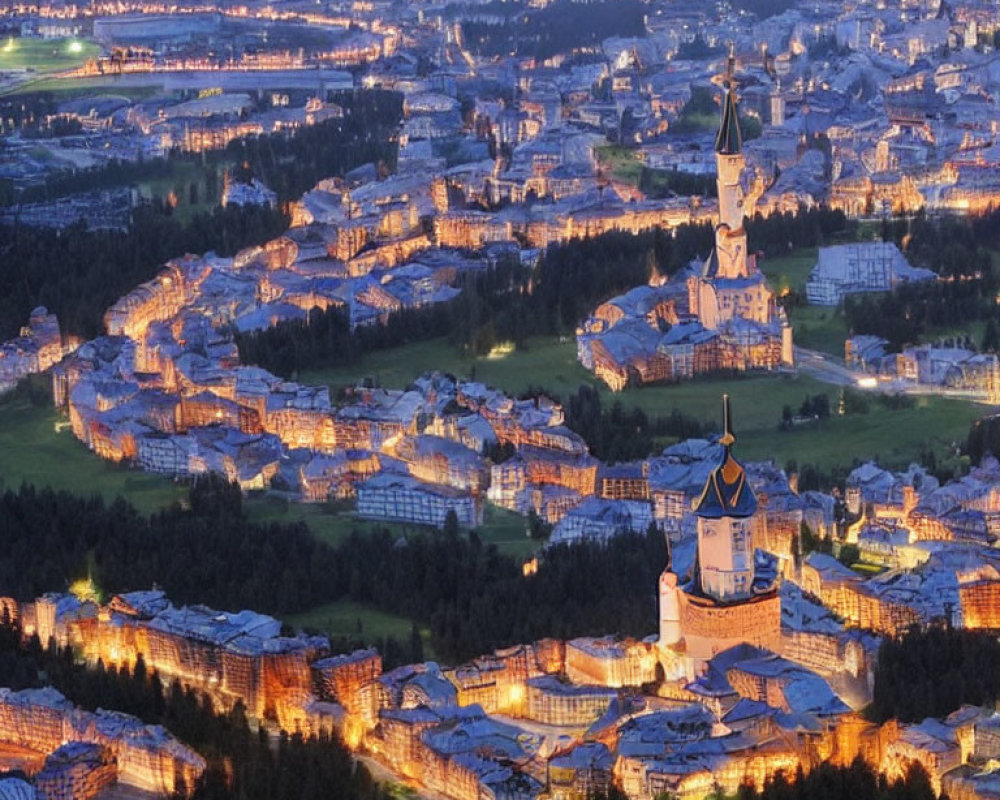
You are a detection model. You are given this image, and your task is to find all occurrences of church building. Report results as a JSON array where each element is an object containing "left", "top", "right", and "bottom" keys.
[
  {"left": 576, "top": 54, "right": 795, "bottom": 390},
  {"left": 686, "top": 54, "right": 794, "bottom": 366}
]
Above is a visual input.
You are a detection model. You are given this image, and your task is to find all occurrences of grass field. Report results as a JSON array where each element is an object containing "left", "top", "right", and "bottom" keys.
[
  {"left": 475, "top": 504, "right": 536, "bottom": 559},
  {"left": 1, "top": 72, "right": 180, "bottom": 97},
  {"left": 136, "top": 161, "right": 224, "bottom": 224},
  {"left": 595, "top": 144, "right": 643, "bottom": 183},
  {"left": 302, "top": 335, "right": 986, "bottom": 472},
  {"left": 0, "top": 387, "right": 537, "bottom": 557},
  {"left": 301, "top": 336, "right": 834, "bottom": 431},
  {"left": 0, "top": 394, "right": 186, "bottom": 513},
  {"left": 302, "top": 336, "right": 588, "bottom": 401},
  {"left": 0, "top": 38, "right": 99, "bottom": 73},
  {"left": 246, "top": 494, "right": 536, "bottom": 559},
  {"left": 757, "top": 248, "right": 851, "bottom": 355},
  {"left": 243, "top": 495, "right": 390, "bottom": 545},
  {"left": 283, "top": 599, "right": 434, "bottom": 657},
  {"left": 758, "top": 248, "right": 817, "bottom": 295},
  {"left": 788, "top": 305, "right": 850, "bottom": 355}
]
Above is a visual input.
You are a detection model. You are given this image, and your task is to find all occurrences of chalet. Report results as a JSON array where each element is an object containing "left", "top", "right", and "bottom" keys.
[{"left": 356, "top": 472, "right": 483, "bottom": 528}]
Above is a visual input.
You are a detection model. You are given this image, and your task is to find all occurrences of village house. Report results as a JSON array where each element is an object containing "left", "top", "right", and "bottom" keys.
[
  {"left": 0, "top": 308, "right": 68, "bottom": 393},
  {"left": 805, "top": 243, "right": 935, "bottom": 306},
  {"left": 356, "top": 472, "right": 483, "bottom": 528},
  {"left": 0, "top": 687, "right": 204, "bottom": 798}
]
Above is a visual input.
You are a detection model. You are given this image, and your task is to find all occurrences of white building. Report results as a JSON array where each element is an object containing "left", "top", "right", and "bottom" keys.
[
  {"left": 356, "top": 472, "right": 482, "bottom": 528},
  {"left": 805, "top": 242, "right": 935, "bottom": 306}
]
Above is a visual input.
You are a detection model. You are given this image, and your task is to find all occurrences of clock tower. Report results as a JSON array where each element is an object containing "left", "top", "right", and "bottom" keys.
[
  {"left": 692, "top": 394, "right": 756, "bottom": 602},
  {"left": 658, "top": 395, "right": 781, "bottom": 677}
]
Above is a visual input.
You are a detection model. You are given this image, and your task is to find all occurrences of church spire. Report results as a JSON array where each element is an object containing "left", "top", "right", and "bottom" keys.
[
  {"left": 720, "top": 393, "right": 735, "bottom": 447},
  {"left": 715, "top": 46, "right": 742, "bottom": 156},
  {"left": 693, "top": 395, "right": 756, "bottom": 519}
]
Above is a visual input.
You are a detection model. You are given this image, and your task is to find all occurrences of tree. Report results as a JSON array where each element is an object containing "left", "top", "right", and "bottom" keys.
[
  {"left": 837, "top": 544, "right": 860, "bottom": 567},
  {"left": 983, "top": 319, "right": 1000, "bottom": 353},
  {"left": 408, "top": 622, "right": 424, "bottom": 663}
]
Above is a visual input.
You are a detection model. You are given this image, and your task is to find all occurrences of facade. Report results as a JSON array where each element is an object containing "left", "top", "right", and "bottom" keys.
[
  {"left": 0, "top": 687, "right": 204, "bottom": 798},
  {"left": 658, "top": 397, "right": 781, "bottom": 677},
  {"left": 0, "top": 308, "right": 70, "bottom": 394},
  {"left": 34, "top": 743, "right": 116, "bottom": 800},
  {"left": 524, "top": 677, "right": 616, "bottom": 727},
  {"left": 577, "top": 62, "right": 792, "bottom": 391},
  {"left": 356, "top": 472, "right": 483, "bottom": 528},
  {"left": 806, "top": 243, "right": 935, "bottom": 306}
]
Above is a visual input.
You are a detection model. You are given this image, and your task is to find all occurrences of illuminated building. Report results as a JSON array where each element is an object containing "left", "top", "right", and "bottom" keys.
[
  {"left": 564, "top": 637, "right": 657, "bottom": 689},
  {"left": 68, "top": 591, "right": 328, "bottom": 732},
  {"left": 658, "top": 397, "right": 781, "bottom": 678},
  {"left": 313, "top": 649, "right": 383, "bottom": 717},
  {"left": 957, "top": 565, "right": 1000, "bottom": 629},
  {"left": 0, "top": 308, "right": 68, "bottom": 394},
  {"left": 0, "top": 687, "right": 204, "bottom": 797},
  {"left": 577, "top": 59, "right": 792, "bottom": 391},
  {"left": 34, "top": 743, "right": 116, "bottom": 800},
  {"left": 525, "top": 677, "right": 617, "bottom": 727}
]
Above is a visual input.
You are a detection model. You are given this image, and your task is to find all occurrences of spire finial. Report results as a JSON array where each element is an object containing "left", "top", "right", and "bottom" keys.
[
  {"left": 720, "top": 394, "right": 735, "bottom": 447},
  {"left": 715, "top": 50, "right": 742, "bottom": 155}
]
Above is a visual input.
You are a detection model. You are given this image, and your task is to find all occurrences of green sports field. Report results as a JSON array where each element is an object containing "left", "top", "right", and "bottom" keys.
[{"left": 0, "top": 37, "right": 100, "bottom": 73}]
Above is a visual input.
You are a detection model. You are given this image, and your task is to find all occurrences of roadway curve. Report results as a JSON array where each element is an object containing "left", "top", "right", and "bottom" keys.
[{"left": 794, "top": 346, "right": 996, "bottom": 404}]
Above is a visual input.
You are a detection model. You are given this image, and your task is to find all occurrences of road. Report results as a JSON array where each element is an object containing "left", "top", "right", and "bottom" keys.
[
  {"left": 794, "top": 347, "right": 857, "bottom": 387},
  {"left": 795, "top": 346, "right": 997, "bottom": 404}
]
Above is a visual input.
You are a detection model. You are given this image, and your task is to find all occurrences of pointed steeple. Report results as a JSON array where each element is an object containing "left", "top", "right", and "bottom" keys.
[
  {"left": 714, "top": 47, "right": 742, "bottom": 156},
  {"left": 694, "top": 395, "right": 757, "bottom": 519},
  {"left": 719, "top": 392, "right": 735, "bottom": 447}
]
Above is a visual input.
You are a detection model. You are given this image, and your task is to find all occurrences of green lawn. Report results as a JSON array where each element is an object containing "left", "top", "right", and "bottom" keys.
[
  {"left": 476, "top": 504, "right": 537, "bottom": 559},
  {"left": 0, "top": 383, "right": 539, "bottom": 556},
  {"left": 759, "top": 248, "right": 817, "bottom": 295},
  {"left": 300, "top": 336, "right": 589, "bottom": 401},
  {"left": 788, "top": 305, "right": 850, "bottom": 356},
  {"left": 302, "top": 335, "right": 987, "bottom": 473},
  {"left": 135, "top": 161, "right": 230, "bottom": 224},
  {"left": 595, "top": 144, "right": 643, "bottom": 183},
  {"left": 302, "top": 336, "right": 832, "bottom": 431},
  {"left": 0, "top": 393, "right": 186, "bottom": 514},
  {"left": 757, "top": 249, "right": 852, "bottom": 356},
  {"left": 283, "top": 599, "right": 433, "bottom": 657},
  {"left": 246, "top": 494, "right": 538, "bottom": 559},
  {"left": 740, "top": 396, "right": 981, "bottom": 472},
  {"left": 244, "top": 495, "right": 391, "bottom": 547},
  {"left": 1, "top": 73, "right": 171, "bottom": 97},
  {"left": 0, "top": 390, "right": 541, "bottom": 560},
  {"left": 0, "top": 37, "right": 99, "bottom": 73}
]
